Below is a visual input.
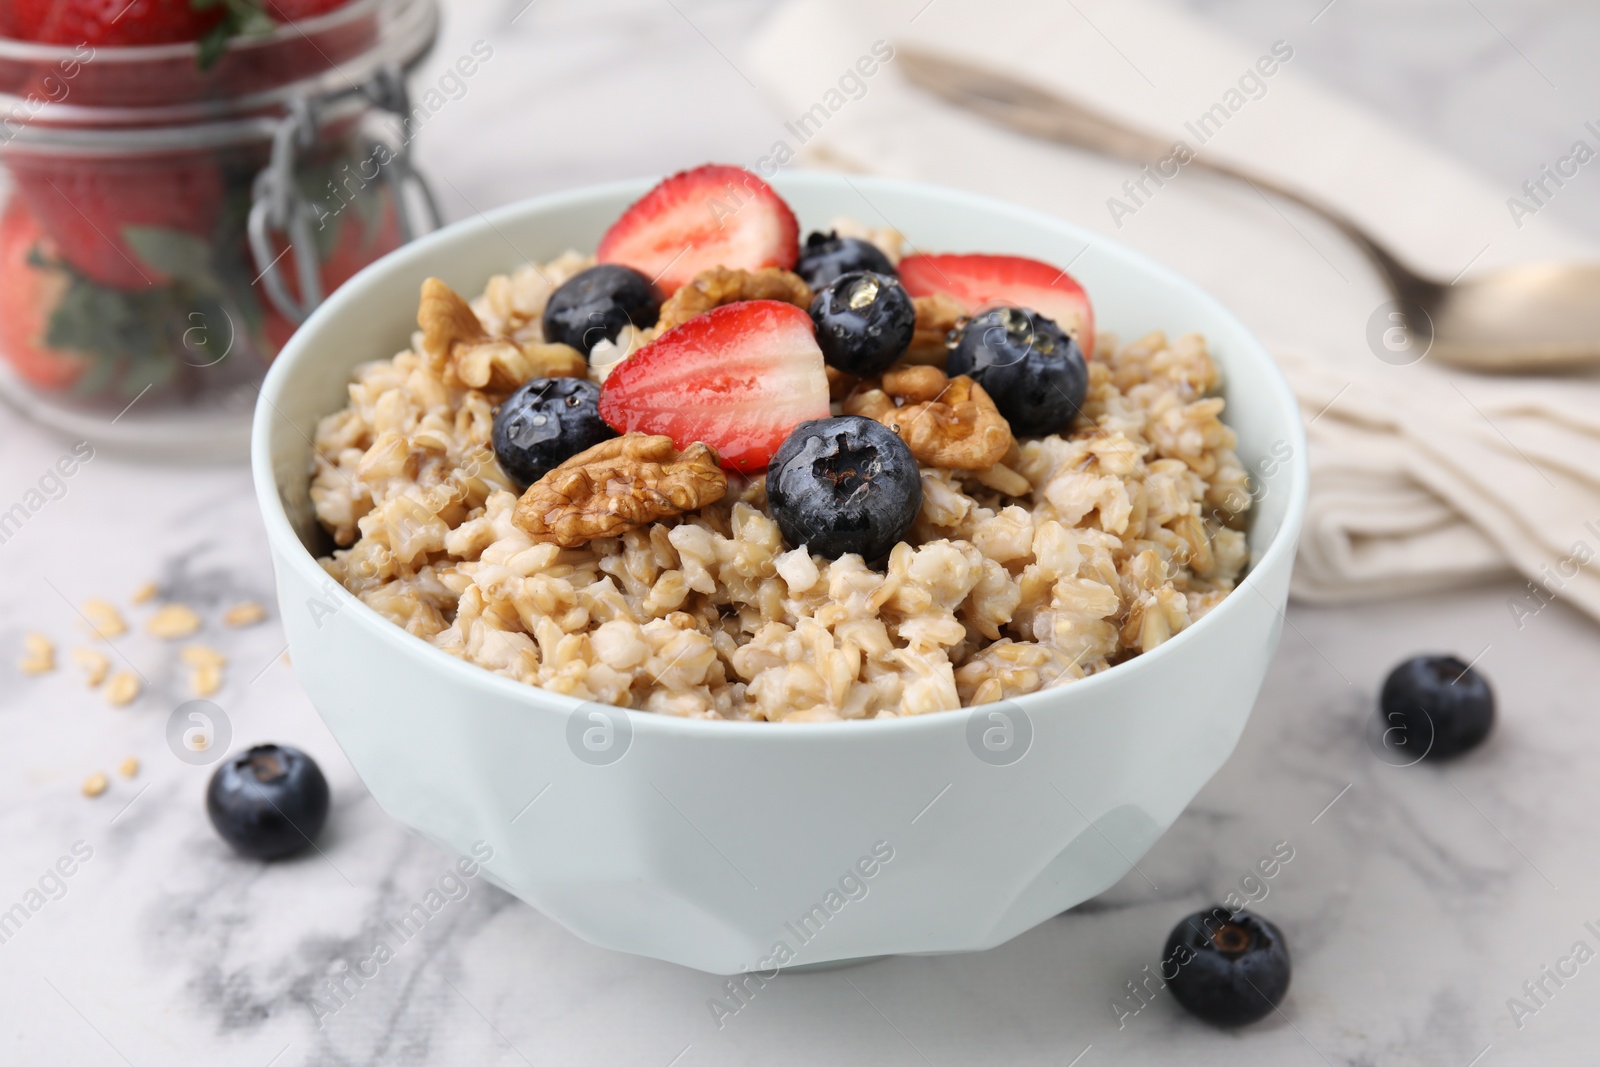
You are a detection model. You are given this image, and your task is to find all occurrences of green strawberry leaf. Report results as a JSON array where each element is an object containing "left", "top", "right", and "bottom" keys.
[
  {"left": 119, "top": 341, "right": 180, "bottom": 396},
  {"left": 122, "top": 226, "right": 219, "bottom": 292},
  {"left": 191, "top": 0, "right": 284, "bottom": 71},
  {"left": 41, "top": 266, "right": 236, "bottom": 397},
  {"left": 46, "top": 278, "right": 163, "bottom": 367},
  {"left": 196, "top": 21, "right": 235, "bottom": 70}
]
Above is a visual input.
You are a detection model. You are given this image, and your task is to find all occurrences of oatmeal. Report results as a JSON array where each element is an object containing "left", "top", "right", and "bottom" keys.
[{"left": 311, "top": 168, "right": 1249, "bottom": 722}]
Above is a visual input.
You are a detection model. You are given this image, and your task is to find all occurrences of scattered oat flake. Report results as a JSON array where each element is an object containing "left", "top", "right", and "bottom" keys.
[
  {"left": 19, "top": 632, "right": 55, "bottom": 675},
  {"left": 105, "top": 671, "right": 141, "bottom": 707},
  {"left": 180, "top": 644, "right": 226, "bottom": 668},
  {"left": 130, "top": 581, "right": 159, "bottom": 605},
  {"left": 118, "top": 757, "right": 140, "bottom": 779},
  {"left": 82, "top": 772, "right": 108, "bottom": 797},
  {"left": 71, "top": 647, "right": 111, "bottom": 687},
  {"left": 147, "top": 604, "right": 202, "bottom": 640},
  {"left": 222, "top": 602, "right": 267, "bottom": 628},
  {"left": 82, "top": 599, "right": 127, "bottom": 639},
  {"left": 190, "top": 662, "right": 223, "bottom": 698}
]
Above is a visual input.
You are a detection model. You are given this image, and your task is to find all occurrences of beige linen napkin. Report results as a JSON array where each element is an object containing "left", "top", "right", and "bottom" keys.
[{"left": 747, "top": 0, "right": 1600, "bottom": 623}]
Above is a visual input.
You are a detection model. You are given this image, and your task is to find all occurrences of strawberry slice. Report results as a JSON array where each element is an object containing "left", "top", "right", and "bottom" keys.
[
  {"left": 599, "top": 300, "right": 828, "bottom": 473},
  {"left": 899, "top": 253, "right": 1096, "bottom": 358},
  {"left": 596, "top": 165, "right": 799, "bottom": 295}
]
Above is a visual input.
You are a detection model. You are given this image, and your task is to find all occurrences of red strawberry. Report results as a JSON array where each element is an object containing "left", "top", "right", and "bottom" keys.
[
  {"left": 599, "top": 300, "right": 828, "bottom": 473},
  {"left": 596, "top": 165, "right": 799, "bottom": 295},
  {"left": 8, "top": 0, "right": 355, "bottom": 58},
  {"left": 10, "top": 0, "right": 224, "bottom": 45},
  {"left": 0, "top": 201, "right": 88, "bottom": 390},
  {"left": 899, "top": 253, "right": 1096, "bottom": 358},
  {"left": 7, "top": 155, "right": 225, "bottom": 291}
]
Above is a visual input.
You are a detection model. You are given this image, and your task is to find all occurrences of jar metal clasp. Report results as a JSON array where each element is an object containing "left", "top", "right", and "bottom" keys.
[{"left": 248, "top": 62, "right": 441, "bottom": 326}]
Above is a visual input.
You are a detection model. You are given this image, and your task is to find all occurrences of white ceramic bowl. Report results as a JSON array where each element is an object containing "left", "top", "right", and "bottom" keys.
[{"left": 252, "top": 172, "right": 1307, "bottom": 974}]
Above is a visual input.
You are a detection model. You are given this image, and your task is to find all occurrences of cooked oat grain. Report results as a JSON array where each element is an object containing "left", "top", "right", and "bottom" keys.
[
  {"left": 19, "top": 632, "right": 55, "bottom": 675},
  {"left": 71, "top": 647, "right": 110, "bottom": 687},
  {"left": 82, "top": 599, "right": 126, "bottom": 640},
  {"left": 223, "top": 602, "right": 267, "bottom": 627},
  {"left": 147, "top": 604, "right": 202, "bottom": 639},
  {"left": 189, "top": 663, "right": 223, "bottom": 698},
  {"left": 104, "top": 672, "right": 141, "bottom": 707}
]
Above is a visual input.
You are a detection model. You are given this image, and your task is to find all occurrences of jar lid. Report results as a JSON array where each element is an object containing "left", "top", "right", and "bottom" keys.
[{"left": 0, "top": 0, "right": 437, "bottom": 150}]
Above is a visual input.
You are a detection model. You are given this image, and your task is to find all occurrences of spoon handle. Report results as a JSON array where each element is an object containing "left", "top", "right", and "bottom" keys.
[{"left": 898, "top": 49, "right": 1439, "bottom": 305}]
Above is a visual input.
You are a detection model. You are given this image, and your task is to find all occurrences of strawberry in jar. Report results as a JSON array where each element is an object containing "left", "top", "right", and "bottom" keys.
[{"left": 0, "top": 0, "right": 436, "bottom": 452}]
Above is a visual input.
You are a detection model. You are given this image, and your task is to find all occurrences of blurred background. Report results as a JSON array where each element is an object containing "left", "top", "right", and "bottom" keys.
[
  {"left": 3, "top": 1, "right": 1599, "bottom": 1065},
  {"left": 425, "top": 0, "right": 1600, "bottom": 239}
]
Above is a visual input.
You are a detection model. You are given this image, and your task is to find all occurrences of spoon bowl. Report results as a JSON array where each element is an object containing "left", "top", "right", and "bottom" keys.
[{"left": 1426, "top": 263, "right": 1600, "bottom": 371}]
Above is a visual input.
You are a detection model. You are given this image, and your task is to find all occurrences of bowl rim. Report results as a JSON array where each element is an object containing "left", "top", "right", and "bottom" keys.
[{"left": 251, "top": 170, "right": 1308, "bottom": 738}]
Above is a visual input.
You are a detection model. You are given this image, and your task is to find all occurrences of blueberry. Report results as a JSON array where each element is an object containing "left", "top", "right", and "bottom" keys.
[
  {"left": 492, "top": 377, "right": 616, "bottom": 487},
  {"left": 1164, "top": 907, "right": 1291, "bottom": 1027},
  {"left": 795, "top": 231, "right": 898, "bottom": 291},
  {"left": 541, "top": 264, "right": 662, "bottom": 355},
  {"left": 1378, "top": 654, "right": 1495, "bottom": 760},
  {"left": 206, "top": 744, "right": 330, "bottom": 861},
  {"left": 767, "top": 416, "right": 922, "bottom": 561},
  {"left": 807, "top": 271, "right": 915, "bottom": 378},
  {"left": 948, "top": 307, "right": 1087, "bottom": 436}
]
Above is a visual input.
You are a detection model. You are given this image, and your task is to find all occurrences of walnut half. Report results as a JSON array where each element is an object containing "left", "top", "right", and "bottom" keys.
[
  {"left": 513, "top": 433, "right": 728, "bottom": 547},
  {"left": 455, "top": 339, "right": 588, "bottom": 392},
  {"left": 844, "top": 365, "right": 1013, "bottom": 470},
  {"left": 418, "top": 277, "right": 586, "bottom": 393},
  {"left": 419, "top": 276, "right": 489, "bottom": 353},
  {"left": 656, "top": 267, "right": 813, "bottom": 332}
]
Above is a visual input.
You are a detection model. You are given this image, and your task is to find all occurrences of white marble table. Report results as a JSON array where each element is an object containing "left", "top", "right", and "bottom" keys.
[{"left": 3, "top": 1, "right": 1598, "bottom": 1064}]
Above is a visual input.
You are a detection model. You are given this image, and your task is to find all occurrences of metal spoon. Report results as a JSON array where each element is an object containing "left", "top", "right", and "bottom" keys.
[{"left": 898, "top": 48, "right": 1600, "bottom": 373}]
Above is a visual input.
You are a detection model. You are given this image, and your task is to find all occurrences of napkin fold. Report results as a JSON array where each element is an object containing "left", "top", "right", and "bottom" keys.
[
  {"left": 1281, "top": 348, "right": 1600, "bottom": 616},
  {"left": 748, "top": 0, "right": 1600, "bottom": 623}
]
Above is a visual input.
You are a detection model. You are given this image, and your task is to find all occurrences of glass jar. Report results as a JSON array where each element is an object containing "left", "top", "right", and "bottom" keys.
[{"left": 0, "top": 0, "right": 439, "bottom": 458}]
